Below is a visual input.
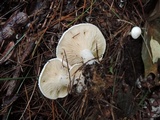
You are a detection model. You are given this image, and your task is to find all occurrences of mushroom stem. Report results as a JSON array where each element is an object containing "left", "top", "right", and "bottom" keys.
[{"left": 80, "top": 49, "right": 96, "bottom": 64}]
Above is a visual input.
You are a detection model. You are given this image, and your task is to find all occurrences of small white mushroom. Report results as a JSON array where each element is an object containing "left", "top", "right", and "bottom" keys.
[
  {"left": 130, "top": 26, "right": 142, "bottom": 39},
  {"left": 38, "top": 58, "right": 71, "bottom": 99},
  {"left": 56, "top": 23, "right": 106, "bottom": 66},
  {"left": 70, "top": 64, "right": 85, "bottom": 93}
]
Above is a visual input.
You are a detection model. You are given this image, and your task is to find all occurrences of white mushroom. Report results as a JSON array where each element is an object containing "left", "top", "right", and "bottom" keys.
[
  {"left": 56, "top": 23, "right": 106, "bottom": 66},
  {"left": 130, "top": 26, "right": 142, "bottom": 39},
  {"left": 38, "top": 58, "right": 71, "bottom": 99},
  {"left": 70, "top": 64, "right": 85, "bottom": 93}
]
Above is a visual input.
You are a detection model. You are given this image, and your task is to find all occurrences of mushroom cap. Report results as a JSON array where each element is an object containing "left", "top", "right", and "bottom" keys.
[
  {"left": 70, "top": 64, "right": 85, "bottom": 93},
  {"left": 56, "top": 23, "right": 106, "bottom": 66},
  {"left": 70, "top": 64, "right": 84, "bottom": 84},
  {"left": 38, "top": 58, "right": 70, "bottom": 99},
  {"left": 130, "top": 26, "right": 142, "bottom": 39}
]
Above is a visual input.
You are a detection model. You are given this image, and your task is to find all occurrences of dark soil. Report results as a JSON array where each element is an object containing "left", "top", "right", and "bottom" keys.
[{"left": 0, "top": 0, "right": 160, "bottom": 120}]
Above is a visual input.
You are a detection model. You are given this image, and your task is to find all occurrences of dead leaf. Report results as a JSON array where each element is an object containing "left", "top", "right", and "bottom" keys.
[
  {"left": 150, "top": 37, "right": 160, "bottom": 63},
  {"left": 142, "top": 9, "right": 160, "bottom": 87}
]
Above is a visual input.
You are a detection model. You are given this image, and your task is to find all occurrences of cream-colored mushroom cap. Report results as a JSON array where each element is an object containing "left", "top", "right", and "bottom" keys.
[
  {"left": 70, "top": 64, "right": 84, "bottom": 84},
  {"left": 38, "top": 58, "right": 70, "bottom": 99},
  {"left": 56, "top": 23, "right": 106, "bottom": 66},
  {"left": 70, "top": 64, "right": 85, "bottom": 93}
]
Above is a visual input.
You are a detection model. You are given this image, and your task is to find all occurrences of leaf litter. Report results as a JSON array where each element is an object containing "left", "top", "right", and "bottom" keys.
[{"left": 0, "top": 0, "right": 160, "bottom": 120}]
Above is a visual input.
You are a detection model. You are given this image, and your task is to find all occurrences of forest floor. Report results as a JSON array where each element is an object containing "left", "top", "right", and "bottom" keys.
[{"left": 0, "top": 0, "right": 160, "bottom": 120}]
